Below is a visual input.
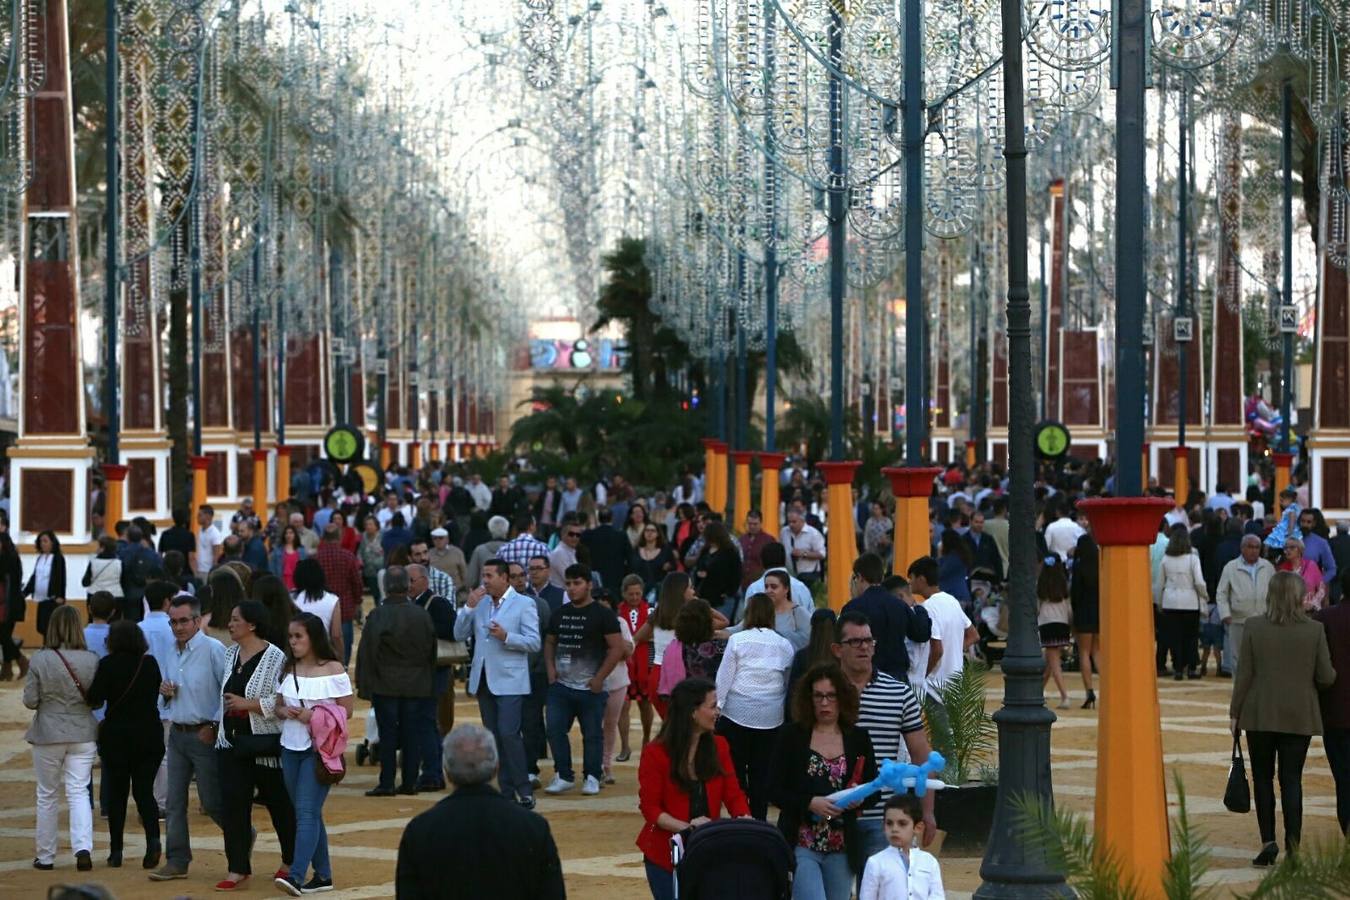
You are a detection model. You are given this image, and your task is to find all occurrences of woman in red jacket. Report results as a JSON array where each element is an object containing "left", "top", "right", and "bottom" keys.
[{"left": 637, "top": 677, "right": 750, "bottom": 900}]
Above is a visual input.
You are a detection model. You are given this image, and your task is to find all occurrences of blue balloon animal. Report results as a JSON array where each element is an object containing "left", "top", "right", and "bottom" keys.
[{"left": 823, "top": 752, "right": 947, "bottom": 814}]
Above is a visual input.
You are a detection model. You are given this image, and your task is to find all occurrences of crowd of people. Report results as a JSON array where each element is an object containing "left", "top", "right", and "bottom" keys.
[{"left": 9, "top": 450, "right": 1350, "bottom": 896}]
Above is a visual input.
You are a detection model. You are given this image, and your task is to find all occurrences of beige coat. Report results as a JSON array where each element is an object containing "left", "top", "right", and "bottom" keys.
[
  {"left": 1153, "top": 551, "right": 1207, "bottom": 611},
  {"left": 1214, "top": 556, "right": 1275, "bottom": 623},
  {"left": 23, "top": 648, "right": 99, "bottom": 744},
  {"left": 1230, "top": 616, "right": 1336, "bottom": 735}
]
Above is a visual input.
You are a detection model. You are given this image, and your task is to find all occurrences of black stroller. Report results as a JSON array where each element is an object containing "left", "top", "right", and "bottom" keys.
[{"left": 672, "top": 818, "right": 794, "bottom": 900}]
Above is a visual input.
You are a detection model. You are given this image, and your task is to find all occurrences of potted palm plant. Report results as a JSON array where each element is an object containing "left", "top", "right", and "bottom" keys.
[{"left": 924, "top": 659, "right": 999, "bottom": 852}]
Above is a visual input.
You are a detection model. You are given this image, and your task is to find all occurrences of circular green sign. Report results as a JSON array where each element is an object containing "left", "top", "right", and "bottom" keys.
[
  {"left": 1034, "top": 421, "right": 1072, "bottom": 461},
  {"left": 324, "top": 425, "right": 364, "bottom": 464}
]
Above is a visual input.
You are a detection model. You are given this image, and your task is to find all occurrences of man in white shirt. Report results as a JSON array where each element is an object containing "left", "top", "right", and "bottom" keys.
[
  {"left": 906, "top": 557, "right": 977, "bottom": 699},
  {"left": 193, "top": 505, "right": 223, "bottom": 579},
  {"left": 465, "top": 473, "right": 493, "bottom": 512},
  {"left": 780, "top": 509, "right": 826, "bottom": 585},
  {"left": 375, "top": 490, "right": 414, "bottom": 530},
  {"left": 1205, "top": 483, "right": 1236, "bottom": 516},
  {"left": 548, "top": 518, "right": 582, "bottom": 590},
  {"left": 1043, "top": 502, "right": 1085, "bottom": 562}
]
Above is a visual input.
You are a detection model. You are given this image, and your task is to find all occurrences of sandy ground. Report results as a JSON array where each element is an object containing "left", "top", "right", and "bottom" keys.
[{"left": 0, "top": 626, "right": 1341, "bottom": 899}]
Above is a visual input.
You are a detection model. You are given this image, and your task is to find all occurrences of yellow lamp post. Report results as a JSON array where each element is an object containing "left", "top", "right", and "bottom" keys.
[
  {"left": 276, "top": 445, "right": 292, "bottom": 502},
  {"left": 817, "top": 461, "right": 861, "bottom": 611},
  {"left": 189, "top": 455, "right": 210, "bottom": 532},
  {"left": 757, "top": 451, "right": 787, "bottom": 538},
  {"left": 711, "top": 440, "right": 730, "bottom": 517},
  {"left": 1171, "top": 446, "right": 1189, "bottom": 508},
  {"left": 731, "top": 451, "right": 754, "bottom": 527},
  {"left": 883, "top": 466, "right": 943, "bottom": 577},
  {"left": 964, "top": 440, "right": 977, "bottom": 469},
  {"left": 1077, "top": 496, "right": 1175, "bottom": 900},
  {"left": 102, "top": 464, "right": 127, "bottom": 535},
  {"left": 251, "top": 449, "right": 270, "bottom": 510},
  {"left": 1272, "top": 451, "right": 1294, "bottom": 499}
]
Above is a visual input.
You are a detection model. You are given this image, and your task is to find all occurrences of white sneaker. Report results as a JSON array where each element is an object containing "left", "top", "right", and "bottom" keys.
[
  {"left": 581, "top": 775, "right": 601, "bottom": 795},
  {"left": 544, "top": 776, "right": 574, "bottom": 794}
]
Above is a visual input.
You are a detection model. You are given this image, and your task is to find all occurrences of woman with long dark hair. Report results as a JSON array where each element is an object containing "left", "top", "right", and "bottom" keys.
[
  {"left": 1154, "top": 525, "right": 1208, "bottom": 680},
  {"left": 695, "top": 521, "right": 742, "bottom": 620},
  {"left": 1230, "top": 571, "right": 1336, "bottom": 867},
  {"left": 636, "top": 677, "right": 750, "bottom": 900},
  {"left": 274, "top": 613, "right": 353, "bottom": 895},
  {"left": 635, "top": 572, "right": 693, "bottom": 718},
  {"left": 1037, "top": 557, "right": 1073, "bottom": 709},
  {"left": 269, "top": 525, "right": 307, "bottom": 591},
  {"left": 249, "top": 574, "right": 299, "bottom": 648},
  {"left": 671, "top": 503, "right": 698, "bottom": 560},
  {"left": 213, "top": 601, "right": 294, "bottom": 891},
  {"left": 937, "top": 529, "right": 973, "bottom": 609},
  {"left": 0, "top": 519, "right": 28, "bottom": 680},
  {"left": 291, "top": 558, "right": 344, "bottom": 662},
  {"left": 86, "top": 621, "right": 163, "bottom": 868},
  {"left": 24, "top": 530, "right": 67, "bottom": 636},
  {"left": 630, "top": 524, "right": 677, "bottom": 591},
  {"left": 204, "top": 567, "right": 247, "bottom": 645},
  {"left": 768, "top": 663, "right": 878, "bottom": 900},
  {"left": 625, "top": 503, "right": 651, "bottom": 549}
]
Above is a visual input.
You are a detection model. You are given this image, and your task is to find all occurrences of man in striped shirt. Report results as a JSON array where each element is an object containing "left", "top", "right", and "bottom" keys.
[{"left": 832, "top": 609, "right": 938, "bottom": 860}]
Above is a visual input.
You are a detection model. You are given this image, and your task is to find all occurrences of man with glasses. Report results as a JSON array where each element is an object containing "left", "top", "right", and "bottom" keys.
[
  {"left": 549, "top": 516, "right": 583, "bottom": 589},
  {"left": 840, "top": 553, "right": 932, "bottom": 684},
  {"left": 831, "top": 610, "right": 937, "bottom": 863},
  {"left": 409, "top": 538, "right": 456, "bottom": 606},
  {"left": 527, "top": 555, "right": 566, "bottom": 614},
  {"left": 150, "top": 595, "right": 228, "bottom": 881}
]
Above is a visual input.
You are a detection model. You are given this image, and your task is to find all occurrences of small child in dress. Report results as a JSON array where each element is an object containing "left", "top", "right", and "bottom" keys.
[
  {"left": 1198, "top": 600, "right": 1224, "bottom": 676},
  {"left": 860, "top": 793, "right": 945, "bottom": 900},
  {"left": 1037, "top": 556, "right": 1074, "bottom": 709}
]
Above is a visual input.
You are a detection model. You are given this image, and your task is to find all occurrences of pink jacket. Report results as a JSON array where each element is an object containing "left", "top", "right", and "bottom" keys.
[
  {"left": 658, "top": 640, "right": 686, "bottom": 696},
  {"left": 309, "top": 702, "right": 348, "bottom": 774}
]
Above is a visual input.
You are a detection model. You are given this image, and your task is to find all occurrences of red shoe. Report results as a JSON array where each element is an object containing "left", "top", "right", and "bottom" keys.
[
  {"left": 274, "top": 867, "right": 290, "bottom": 881},
  {"left": 214, "top": 875, "right": 250, "bottom": 891}
]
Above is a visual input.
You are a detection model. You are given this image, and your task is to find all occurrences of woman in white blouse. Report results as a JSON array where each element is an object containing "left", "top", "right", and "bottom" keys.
[
  {"left": 275, "top": 612, "right": 353, "bottom": 896},
  {"left": 715, "top": 592, "right": 795, "bottom": 819},
  {"left": 1153, "top": 526, "right": 1209, "bottom": 680},
  {"left": 291, "top": 559, "right": 345, "bottom": 663}
]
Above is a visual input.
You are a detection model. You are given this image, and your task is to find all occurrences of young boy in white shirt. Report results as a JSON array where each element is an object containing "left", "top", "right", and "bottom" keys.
[{"left": 860, "top": 793, "right": 946, "bottom": 899}]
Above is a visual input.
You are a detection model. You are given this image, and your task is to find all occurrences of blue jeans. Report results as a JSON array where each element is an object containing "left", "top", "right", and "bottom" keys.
[
  {"left": 419, "top": 669, "right": 451, "bottom": 786},
  {"left": 477, "top": 689, "right": 530, "bottom": 800},
  {"left": 793, "top": 846, "right": 853, "bottom": 900},
  {"left": 545, "top": 683, "right": 606, "bottom": 782},
  {"left": 645, "top": 860, "right": 675, "bottom": 900},
  {"left": 281, "top": 749, "right": 331, "bottom": 884},
  {"left": 372, "top": 695, "right": 421, "bottom": 791},
  {"left": 342, "top": 620, "right": 354, "bottom": 668}
]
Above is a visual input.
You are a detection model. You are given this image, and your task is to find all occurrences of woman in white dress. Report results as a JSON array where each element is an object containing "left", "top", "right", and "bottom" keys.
[{"left": 291, "top": 559, "right": 344, "bottom": 663}]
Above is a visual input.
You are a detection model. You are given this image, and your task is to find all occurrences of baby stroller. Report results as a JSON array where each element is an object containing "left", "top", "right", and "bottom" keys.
[
  {"left": 971, "top": 567, "right": 1008, "bottom": 667},
  {"left": 672, "top": 818, "right": 793, "bottom": 900}
]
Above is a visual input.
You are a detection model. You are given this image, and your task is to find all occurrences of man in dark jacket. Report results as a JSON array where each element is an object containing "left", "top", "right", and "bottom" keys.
[
  {"left": 840, "top": 552, "right": 932, "bottom": 681},
  {"left": 408, "top": 564, "right": 456, "bottom": 792},
  {"left": 581, "top": 507, "right": 631, "bottom": 592},
  {"left": 1316, "top": 601, "right": 1350, "bottom": 834},
  {"left": 119, "top": 525, "right": 163, "bottom": 622},
  {"left": 356, "top": 565, "right": 436, "bottom": 796},
  {"left": 397, "top": 724, "right": 564, "bottom": 900}
]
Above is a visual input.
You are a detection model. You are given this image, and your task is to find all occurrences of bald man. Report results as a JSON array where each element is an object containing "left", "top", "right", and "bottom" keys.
[{"left": 1215, "top": 534, "right": 1276, "bottom": 677}]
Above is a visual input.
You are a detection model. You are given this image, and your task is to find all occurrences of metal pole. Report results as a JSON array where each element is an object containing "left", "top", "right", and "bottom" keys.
[
  {"left": 331, "top": 243, "right": 346, "bottom": 425},
  {"left": 1280, "top": 81, "right": 1293, "bottom": 454},
  {"left": 1038, "top": 216, "right": 1048, "bottom": 420},
  {"left": 763, "top": 0, "right": 778, "bottom": 453},
  {"left": 827, "top": 0, "right": 846, "bottom": 460},
  {"left": 103, "top": 0, "right": 119, "bottom": 464},
  {"left": 1177, "top": 82, "right": 1188, "bottom": 448},
  {"left": 275, "top": 286, "right": 286, "bottom": 447},
  {"left": 190, "top": 211, "right": 203, "bottom": 457},
  {"left": 736, "top": 309, "right": 748, "bottom": 450},
  {"left": 975, "top": 0, "right": 1069, "bottom": 896},
  {"left": 1112, "top": 0, "right": 1147, "bottom": 498},
  {"left": 903, "top": 0, "right": 925, "bottom": 464},
  {"left": 251, "top": 242, "right": 261, "bottom": 451}
]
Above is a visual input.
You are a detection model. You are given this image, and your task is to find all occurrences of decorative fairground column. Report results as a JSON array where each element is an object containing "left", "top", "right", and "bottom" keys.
[
  {"left": 731, "top": 451, "right": 754, "bottom": 528},
  {"left": 102, "top": 465, "right": 128, "bottom": 535},
  {"left": 251, "top": 449, "right": 270, "bottom": 509},
  {"left": 711, "top": 441, "right": 730, "bottom": 516},
  {"left": 10, "top": 0, "right": 96, "bottom": 634},
  {"left": 965, "top": 440, "right": 977, "bottom": 469},
  {"left": 883, "top": 467, "right": 943, "bottom": 577},
  {"left": 1272, "top": 451, "right": 1295, "bottom": 501},
  {"left": 1171, "top": 446, "right": 1190, "bottom": 507},
  {"left": 818, "top": 461, "right": 861, "bottom": 610},
  {"left": 1077, "top": 497, "right": 1174, "bottom": 899},
  {"left": 411, "top": 442, "right": 423, "bottom": 469},
  {"left": 276, "top": 445, "right": 292, "bottom": 504},
  {"left": 189, "top": 456, "right": 210, "bottom": 533},
  {"left": 757, "top": 452, "right": 787, "bottom": 538},
  {"left": 701, "top": 438, "right": 717, "bottom": 505}
]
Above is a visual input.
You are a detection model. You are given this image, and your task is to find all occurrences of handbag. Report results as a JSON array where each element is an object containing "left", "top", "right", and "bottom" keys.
[
  {"left": 97, "top": 654, "right": 146, "bottom": 740},
  {"left": 294, "top": 674, "right": 346, "bottom": 784},
  {"left": 437, "top": 639, "right": 469, "bottom": 666},
  {"left": 1223, "top": 733, "right": 1251, "bottom": 813}
]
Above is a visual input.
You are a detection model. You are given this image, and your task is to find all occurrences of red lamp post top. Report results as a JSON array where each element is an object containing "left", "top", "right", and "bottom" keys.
[
  {"left": 1077, "top": 497, "right": 1173, "bottom": 546},
  {"left": 189, "top": 455, "right": 211, "bottom": 471},
  {"left": 101, "top": 463, "right": 129, "bottom": 482},
  {"left": 817, "top": 460, "right": 862, "bottom": 486},
  {"left": 710, "top": 440, "right": 729, "bottom": 453},
  {"left": 1271, "top": 452, "right": 1296, "bottom": 466},
  {"left": 1170, "top": 445, "right": 1190, "bottom": 459},
  {"left": 701, "top": 438, "right": 719, "bottom": 451},
  {"left": 881, "top": 466, "right": 944, "bottom": 499},
  {"left": 250, "top": 449, "right": 270, "bottom": 462},
  {"left": 730, "top": 451, "right": 756, "bottom": 466},
  {"left": 756, "top": 451, "right": 788, "bottom": 470}
]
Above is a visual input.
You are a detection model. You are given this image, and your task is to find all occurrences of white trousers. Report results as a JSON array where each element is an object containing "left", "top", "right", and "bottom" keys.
[{"left": 32, "top": 741, "right": 97, "bottom": 864}]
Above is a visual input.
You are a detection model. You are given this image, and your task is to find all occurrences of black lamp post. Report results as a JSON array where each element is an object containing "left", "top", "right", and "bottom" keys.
[{"left": 974, "top": 0, "right": 1070, "bottom": 896}]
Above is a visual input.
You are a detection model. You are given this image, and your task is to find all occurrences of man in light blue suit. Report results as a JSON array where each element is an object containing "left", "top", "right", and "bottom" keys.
[{"left": 453, "top": 557, "right": 541, "bottom": 807}]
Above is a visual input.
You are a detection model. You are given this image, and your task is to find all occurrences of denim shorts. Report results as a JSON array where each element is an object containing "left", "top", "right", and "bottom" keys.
[{"left": 1199, "top": 622, "right": 1224, "bottom": 648}]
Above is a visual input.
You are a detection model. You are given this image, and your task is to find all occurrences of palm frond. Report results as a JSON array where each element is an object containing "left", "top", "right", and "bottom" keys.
[
  {"left": 1238, "top": 837, "right": 1350, "bottom": 900},
  {"left": 1162, "top": 775, "right": 1216, "bottom": 900},
  {"left": 1012, "top": 792, "right": 1143, "bottom": 900},
  {"left": 929, "top": 660, "right": 997, "bottom": 784}
]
